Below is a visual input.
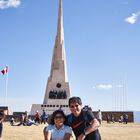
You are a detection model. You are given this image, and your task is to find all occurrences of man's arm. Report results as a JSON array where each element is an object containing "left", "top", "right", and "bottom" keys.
[
  {"left": 77, "top": 118, "right": 100, "bottom": 140},
  {"left": 84, "top": 118, "right": 100, "bottom": 134}
]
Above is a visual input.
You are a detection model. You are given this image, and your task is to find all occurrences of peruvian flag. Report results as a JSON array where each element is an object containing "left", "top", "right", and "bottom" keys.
[{"left": 1, "top": 66, "right": 8, "bottom": 75}]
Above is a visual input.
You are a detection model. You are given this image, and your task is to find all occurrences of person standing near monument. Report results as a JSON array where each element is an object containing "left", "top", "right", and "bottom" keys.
[
  {"left": 24, "top": 111, "right": 28, "bottom": 124},
  {"left": 0, "top": 110, "right": 7, "bottom": 138},
  {"left": 41, "top": 110, "right": 47, "bottom": 124},
  {"left": 123, "top": 113, "right": 128, "bottom": 124},
  {"left": 67, "top": 96, "right": 101, "bottom": 140},
  {"left": 97, "top": 109, "right": 102, "bottom": 125},
  {"left": 35, "top": 110, "right": 40, "bottom": 124}
]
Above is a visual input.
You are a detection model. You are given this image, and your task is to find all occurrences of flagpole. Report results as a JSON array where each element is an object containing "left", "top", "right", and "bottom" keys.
[{"left": 5, "top": 66, "right": 9, "bottom": 106}]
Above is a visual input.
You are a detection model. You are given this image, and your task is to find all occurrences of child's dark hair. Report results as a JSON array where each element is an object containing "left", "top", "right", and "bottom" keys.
[
  {"left": 68, "top": 96, "right": 82, "bottom": 106},
  {"left": 50, "top": 109, "right": 66, "bottom": 125}
]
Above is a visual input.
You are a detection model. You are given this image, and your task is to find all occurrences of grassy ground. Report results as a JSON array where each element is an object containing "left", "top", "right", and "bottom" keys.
[{"left": 1, "top": 122, "right": 140, "bottom": 140}]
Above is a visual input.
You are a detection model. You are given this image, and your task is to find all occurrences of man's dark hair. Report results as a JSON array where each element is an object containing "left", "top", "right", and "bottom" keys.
[{"left": 68, "top": 96, "right": 82, "bottom": 106}]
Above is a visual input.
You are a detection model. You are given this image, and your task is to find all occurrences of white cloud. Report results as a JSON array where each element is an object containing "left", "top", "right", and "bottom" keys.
[
  {"left": 93, "top": 84, "right": 113, "bottom": 90},
  {"left": 0, "top": 0, "right": 21, "bottom": 9},
  {"left": 93, "top": 84, "right": 125, "bottom": 90},
  {"left": 116, "top": 85, "right": 123, "bottom": 88},
  {"left": 125, "top": 12, "right": 140, "bottom": 24}
]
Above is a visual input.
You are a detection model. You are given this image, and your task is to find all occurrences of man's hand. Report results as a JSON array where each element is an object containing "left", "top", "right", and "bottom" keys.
[{"left": 77, "top": 134, "right": 85, "bottom": 140}]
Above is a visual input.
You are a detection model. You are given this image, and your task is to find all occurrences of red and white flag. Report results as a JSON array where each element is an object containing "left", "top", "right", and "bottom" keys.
[{"left": 1, "top": 66, "right": 8, "bottom": 75}]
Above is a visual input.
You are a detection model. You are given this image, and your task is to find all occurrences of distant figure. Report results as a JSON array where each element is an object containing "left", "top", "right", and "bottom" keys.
[
  {"left": 97, "top": 109, "right": 102, "bottom": 124},
  {"left": 41, "top": 110, "right": 47, "bottom": 124},
  {"left": 106, "top": 114, "right": 111, "bottom": 123},
  {"left": 26, "top": 117, "right": 38, "bottom": 126},
  {"left": 17, "top": 114, "right": 26, "bottom": 126},
  {"left": 10, "top": 117, "right": 16, "bottom": 126},
  {"left": 24, "top": 111, "right": 28, "bottom": 123},
  {"left": 123, "top": 114, "right": 128, "bottom": 124},
  {"left": 111, "top": 114, "right": 115, "bottom": 123},
  {"left": 118, "top": 115, "right": 123, "bottom": 123},
  {"left": 0, "top": 110, "right": 7, "bottom": 138},
  {"left": 35, "top": 110, "right": 40, "bottom": 124}
]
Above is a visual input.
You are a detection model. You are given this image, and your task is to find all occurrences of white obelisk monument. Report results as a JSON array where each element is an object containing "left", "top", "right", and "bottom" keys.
[{"left": 31, "top": 0, "right": 71, "bottom": 115}]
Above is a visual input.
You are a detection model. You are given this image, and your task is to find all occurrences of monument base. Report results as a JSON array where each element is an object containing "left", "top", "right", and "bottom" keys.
[{"left": 30, "top": 103, "right": 70, "bottom": 115}]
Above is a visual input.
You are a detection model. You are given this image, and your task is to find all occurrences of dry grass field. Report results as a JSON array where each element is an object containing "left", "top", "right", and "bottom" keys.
[{"left": 1, "top": 122, "right": 140, "bottom": 140}]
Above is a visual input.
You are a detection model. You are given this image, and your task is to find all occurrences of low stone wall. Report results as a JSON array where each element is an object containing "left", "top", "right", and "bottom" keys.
[
  {"left": 93, "top": 111, "right": 134, "bottom": 122},
  {"left": 4, "top": 111, "right": 134, "bottom": 123}
]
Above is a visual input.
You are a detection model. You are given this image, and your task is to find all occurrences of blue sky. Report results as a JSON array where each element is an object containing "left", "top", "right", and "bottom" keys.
[{"left": 0, "top": 0, "right": 140, "bottom": 112}]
